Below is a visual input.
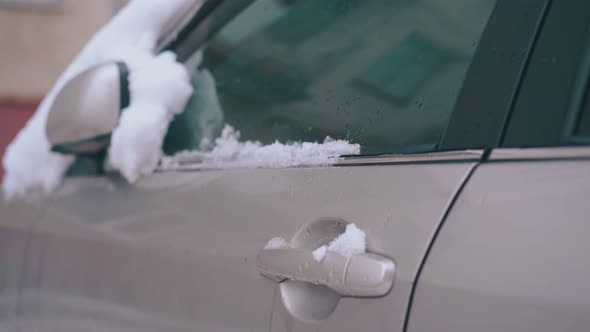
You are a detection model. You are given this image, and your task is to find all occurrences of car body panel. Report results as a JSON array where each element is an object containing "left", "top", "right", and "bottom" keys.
[
  {"left": 16, "top": 158, "right": 477, "bottom": 331},
  {"left": 4, "top": 0, "right": 588, "bottom": 330},
  {"left": 408, "top": 149, "right": 590, "bottom": 332},
  {"left": 0, "top": 197, "right": 47, "bottom": 332}
]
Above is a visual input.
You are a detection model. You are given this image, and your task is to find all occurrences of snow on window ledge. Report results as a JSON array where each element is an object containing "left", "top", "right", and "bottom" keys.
[{"left": 160, "top": 125, "right": 360, "bottom": 172}]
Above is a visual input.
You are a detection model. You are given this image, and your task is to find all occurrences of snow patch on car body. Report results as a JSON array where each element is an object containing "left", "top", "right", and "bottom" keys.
[
  {"left": 264, "top": 224, "right": 366, "bottom": 263},
  {"left": 264, "top": 237, "right": 291, "bottom": 250},
  {"left": 312, "top": 223, "right": 366, "bottom": 262}
]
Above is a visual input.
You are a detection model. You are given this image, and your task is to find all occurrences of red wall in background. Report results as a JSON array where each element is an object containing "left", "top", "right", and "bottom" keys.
[{"left": 0, "top": 101, "right": 37, "bottom": 178}]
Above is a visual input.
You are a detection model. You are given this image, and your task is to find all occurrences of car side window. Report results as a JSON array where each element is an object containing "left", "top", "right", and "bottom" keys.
[
  {"left": 499, "top": 1, "right": 590, "bottom": 149},
  {"left": 165, "top": 0, "right": 497, "bottom": 155}
]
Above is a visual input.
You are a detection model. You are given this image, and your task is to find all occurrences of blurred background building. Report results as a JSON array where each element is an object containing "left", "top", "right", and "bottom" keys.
[{"left": 0, "top": 0, "right": 127, "bottom": 177}]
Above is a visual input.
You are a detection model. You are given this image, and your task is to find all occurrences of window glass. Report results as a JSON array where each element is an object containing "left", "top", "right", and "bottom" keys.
[{"left": 169, "top": 0, "right": 497, "bottom": 155}]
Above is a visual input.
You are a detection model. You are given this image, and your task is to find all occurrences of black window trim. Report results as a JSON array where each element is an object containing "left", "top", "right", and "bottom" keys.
[
  {"left": 562, "top": 33, "right": 590, "bottom": 144},
  {"left": 501, "top": 0, "right": 590, "bottom": 148},
  {"left": 440, "top": 0, "right": 552, "bottom": 151},
  {"left": 160, "top": 0, "right": 255, "bottom": 63}
]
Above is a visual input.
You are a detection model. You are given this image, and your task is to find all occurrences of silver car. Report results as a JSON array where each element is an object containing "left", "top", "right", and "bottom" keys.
[{"left": 2, "top": 0, "right": 590, "bottom": 331}]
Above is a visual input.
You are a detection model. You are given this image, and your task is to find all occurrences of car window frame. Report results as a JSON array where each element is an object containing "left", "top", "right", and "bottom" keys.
[
  {"left": 501, "top": 0, "right": 590, "bottom": 148},
  {"left": 165, "top": 0, "right": 549, "bottom": 157},
  {"left": 440, "top": 0, "right": 551, "bottom": 151}
]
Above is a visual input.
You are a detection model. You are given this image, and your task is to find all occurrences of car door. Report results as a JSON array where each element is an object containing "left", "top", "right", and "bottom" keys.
[
  {"left": 0, "top": 197, "right": 47, "bottom": 332},
  {"left": 408, "top": 1, "right": 590, "bottom": 331},
  {"left": 14, "top": 0, "right": 533, "bottom": 331}
]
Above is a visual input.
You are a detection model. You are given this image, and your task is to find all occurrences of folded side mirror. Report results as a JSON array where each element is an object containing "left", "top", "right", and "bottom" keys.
[{"left": 46, "top": 62, "right": 130, "bottom": 156}]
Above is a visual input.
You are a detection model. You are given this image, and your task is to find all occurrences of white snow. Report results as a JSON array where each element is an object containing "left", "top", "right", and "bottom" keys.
[
  {"left": 107, "top": 50, "right": 193, "bottom": 183},
  {"left": 312, "top": 245, "right": 328, "bottom": 262},
  {"left": 2, "top": 0, "right": 360, "bottom": 200},
  {"left": 264, "top": 237, "right": 291, "bottom": 250},
  {"left": 160, "top": 126, "right": 360, "bottom": 171},
  {"left": 265, "top": 224, "right": 366, "bottom": 262},
  {"left": 312, "top": 223, "right": 366, "bottom": 262},
  {"left": 2, "top": 0, "right": 195, "bottom": 199}
]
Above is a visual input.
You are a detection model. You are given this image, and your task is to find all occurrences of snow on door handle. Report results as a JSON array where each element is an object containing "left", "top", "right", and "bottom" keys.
[{"left": 256, "top": 248, "right": 395, "bottom": 297}]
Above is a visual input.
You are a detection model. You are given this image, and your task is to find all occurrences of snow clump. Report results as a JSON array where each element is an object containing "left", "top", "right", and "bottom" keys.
[
  {"left": 264, "top": 223, "right": 366, "bottom": 262},
  {"left": 311, "top": 223, "right": 366, "bottom": 262},
  {"left": 160, "top": 126, "right": 360, "bottom": 171}
]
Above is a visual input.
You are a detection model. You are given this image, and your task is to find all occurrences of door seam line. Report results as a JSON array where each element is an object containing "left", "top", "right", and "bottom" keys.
[{"left": 402, "top": 161, "right": 481, "bottom": 332}]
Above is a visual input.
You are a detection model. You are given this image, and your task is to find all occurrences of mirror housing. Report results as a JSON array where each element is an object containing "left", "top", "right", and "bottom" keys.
[{"left": 46, "top": 61, "right": 130, "bottom": 156}]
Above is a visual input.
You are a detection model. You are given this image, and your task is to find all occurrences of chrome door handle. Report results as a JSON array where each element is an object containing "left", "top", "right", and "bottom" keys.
[{"left": 256, "top": 248, "right": 395, "bottom": 297}]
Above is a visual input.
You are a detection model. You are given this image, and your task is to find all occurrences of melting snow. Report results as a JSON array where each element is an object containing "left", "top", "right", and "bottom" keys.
[
  {"left": 312, "top": 245, "right": 328, "bottom": 261},
  {"left": 264, "top": 224, "right": 366, "bottom": 262},
  {"left": 264, "top": 237, "right": 291, "bottom": 249},
  {"left": 312, "top": 223, "right": 366, "bottom": 262},
  {"left": 160, "top": 126, "right": 360, "bottom": 171}
]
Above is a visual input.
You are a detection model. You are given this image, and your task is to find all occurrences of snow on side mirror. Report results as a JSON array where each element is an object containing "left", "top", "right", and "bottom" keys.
[{"left": 46, "top": 61, "right": 130, "bottom": 156}]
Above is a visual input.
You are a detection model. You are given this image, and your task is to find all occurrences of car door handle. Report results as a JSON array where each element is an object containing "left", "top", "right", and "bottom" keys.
[{"left": 256, "top": 248, "right": 395, "bottom": 297}]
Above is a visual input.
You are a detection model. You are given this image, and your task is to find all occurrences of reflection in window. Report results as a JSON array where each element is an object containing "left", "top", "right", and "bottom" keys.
[
  {"left": 175, "top": 0, "right": 497, "bottom": 155},
  {"left": 356, "top": 32, "right": 463, "bottom": 105}
]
